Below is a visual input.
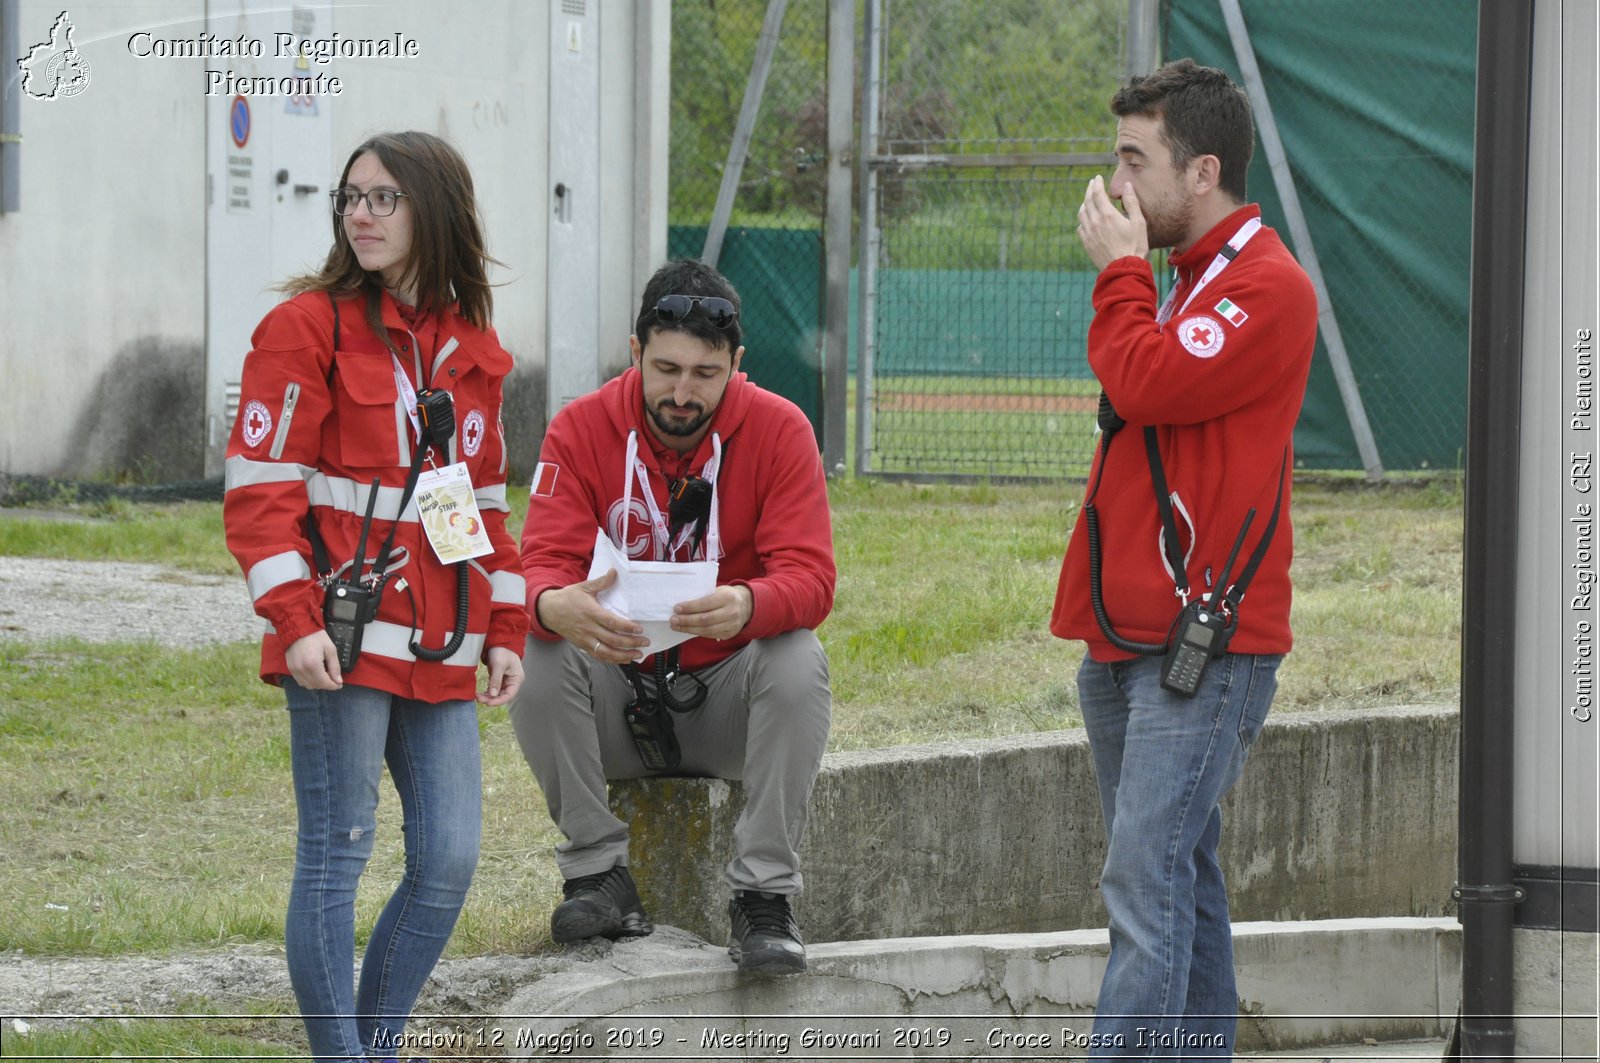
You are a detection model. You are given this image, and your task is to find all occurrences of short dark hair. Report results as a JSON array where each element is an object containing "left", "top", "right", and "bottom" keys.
[
  {"left": 633, "top": 259, "right": 743, "bottom": 355},
  {"left": 1112, "top": 58, "right": 1254, "bottom": 202},
  {"left": 284, "top": 131, "right": 500, "bottom": 329}
]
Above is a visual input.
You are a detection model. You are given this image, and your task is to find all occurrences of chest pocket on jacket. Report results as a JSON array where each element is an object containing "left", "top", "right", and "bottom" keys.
[{"left": 332, "top": 351, "right": 408, "bottom": 468}]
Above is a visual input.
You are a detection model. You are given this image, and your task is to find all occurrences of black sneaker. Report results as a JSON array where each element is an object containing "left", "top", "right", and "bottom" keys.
[
  {"left": 727, "top": 890, "right": 806, "bottom": 975},
  {"left": 550, "top": 865, "right": 653, "bottom": 943}
]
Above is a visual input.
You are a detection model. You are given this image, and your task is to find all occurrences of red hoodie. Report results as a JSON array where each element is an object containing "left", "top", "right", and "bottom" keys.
[
  {"left": 521, "top": 367, "right": 835, "bottom": 672},
  {"left": 1051, "top": 205, "right": 1317, "bottom": 660}
]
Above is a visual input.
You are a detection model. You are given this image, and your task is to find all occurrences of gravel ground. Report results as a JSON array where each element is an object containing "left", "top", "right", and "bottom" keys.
[{"left": 0, "top": 556, "right": 265, "bottom": 647}]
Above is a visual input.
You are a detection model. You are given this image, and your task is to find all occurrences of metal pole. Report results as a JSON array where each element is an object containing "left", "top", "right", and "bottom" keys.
[
  {"left": 701, "top": 0, "right": 788, "bottom": 267},
  {"left": 1453, "top": 1, "right": 1536, "bottom": 1057},
  {"left": 632, "top": 0, "right": 670, "bottom": 296},
  {"left": 821, "top": 0, "right": 854, "bottom": 477},
  {"left": 1125, "top": 0, "right": 1159, "bottom": 79},
  {"left": 853, "top": 0, "right": 882, "bottom": 475},
  {"left": 1220, "top": 0, "right": 1385, "bottom": 481},
  {"left": 1, "top": 0, "right": 21, "bottom": 213}
]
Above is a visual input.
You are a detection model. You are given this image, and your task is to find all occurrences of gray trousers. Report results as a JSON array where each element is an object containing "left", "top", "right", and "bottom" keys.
[{"left": 508, "top": 629, "right": 832, "bottom": 895}]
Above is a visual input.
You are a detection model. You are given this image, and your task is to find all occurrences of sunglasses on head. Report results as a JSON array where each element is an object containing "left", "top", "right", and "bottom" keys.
[{"left": 655, "top": 294, "right": 738, "bottom": 329}]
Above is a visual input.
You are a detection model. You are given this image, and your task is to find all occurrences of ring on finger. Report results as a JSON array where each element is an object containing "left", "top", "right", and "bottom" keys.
[{"left": 593, "top": 640, "right": 603, "bottom": 655}]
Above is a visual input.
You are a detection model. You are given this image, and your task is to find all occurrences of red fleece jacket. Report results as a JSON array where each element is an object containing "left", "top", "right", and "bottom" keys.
[{"left": 1052, "top": 205, "right": 1317, "bottom": 660}]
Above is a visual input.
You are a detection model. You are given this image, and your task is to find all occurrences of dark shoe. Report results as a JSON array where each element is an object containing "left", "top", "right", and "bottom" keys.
[
  {"left": 727, "top": 890, "right": 806, "bottom": 974},
  {"left": 550, "top": 865, "right": 653, "bottom": 943}
]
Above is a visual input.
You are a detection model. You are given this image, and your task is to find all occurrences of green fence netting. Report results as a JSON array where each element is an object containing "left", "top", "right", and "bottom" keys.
[
  {"left": 667, "top": 226, "right": 823, "bottom": 439},
  {"left": 1166, "top": 0, "right": 1477, "bottom": 471}
]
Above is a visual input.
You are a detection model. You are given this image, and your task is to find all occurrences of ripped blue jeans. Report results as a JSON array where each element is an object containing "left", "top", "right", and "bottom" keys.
[{"left": 282, "top": 679, "right": 481, "bottom": 1061}]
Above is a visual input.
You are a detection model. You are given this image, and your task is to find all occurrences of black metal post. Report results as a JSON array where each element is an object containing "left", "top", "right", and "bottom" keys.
[{"left": 1457, "top": 0, "right": 1537, "bottom": 1057}]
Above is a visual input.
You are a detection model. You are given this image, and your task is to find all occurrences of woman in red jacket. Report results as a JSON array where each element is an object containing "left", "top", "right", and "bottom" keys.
[{"left": 223, "top": 131, "right": 526, "bottom": 1061}]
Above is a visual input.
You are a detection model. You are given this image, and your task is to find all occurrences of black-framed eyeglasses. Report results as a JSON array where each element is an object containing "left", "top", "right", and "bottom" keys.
[
  {"left": 330, "top": 187, "right": 409, "bottom": 217},
  {"left": 655, "top": 294, "right": 738, "bottom": 329}
]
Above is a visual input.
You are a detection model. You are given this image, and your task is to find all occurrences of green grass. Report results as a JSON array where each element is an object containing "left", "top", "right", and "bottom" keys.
[
  {"left": 0, "top": 477, "right": 1461, "bottom": 967},
  {"left": 0, "top": 1017, "right": 294, "bottom": 1061}
]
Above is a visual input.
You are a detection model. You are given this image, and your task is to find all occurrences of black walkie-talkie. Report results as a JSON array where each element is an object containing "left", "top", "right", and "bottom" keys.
[
  {"left": 1159, "top": 508, "right": 1255, "bottom": 697},
  {"left": 1160, "top": 601, "right": 1231, "bottom": 696},
  {"left": 323, "top": 478, "right": 383, "bottom": 672},
  {"left": 625, "top": 696, "right": 682, "bottom": 772}
]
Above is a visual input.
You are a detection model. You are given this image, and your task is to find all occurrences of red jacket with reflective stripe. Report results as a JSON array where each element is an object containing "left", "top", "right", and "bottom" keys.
[
  {"left": 1052, "top": 205, "right": 1317, "bottom": 660},
  {"left": 521, "top": 367, "right": 835, "bottom": 672},
  {"left": 224, "top": 289, "right": 528, "bottom": 701}
]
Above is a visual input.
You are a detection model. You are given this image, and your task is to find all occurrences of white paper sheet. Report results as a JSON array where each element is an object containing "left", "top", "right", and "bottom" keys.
[{"left": 586, "top": 529, "right": 718, "bottom": 657}]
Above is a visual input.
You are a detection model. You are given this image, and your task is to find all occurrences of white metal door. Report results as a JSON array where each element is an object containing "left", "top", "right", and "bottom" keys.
[
  {"left": 545, "top": 0, "right": 602, "bottom": 421},
  {"left": 204, "top": 3, "right": 333, "bottom": 475}
]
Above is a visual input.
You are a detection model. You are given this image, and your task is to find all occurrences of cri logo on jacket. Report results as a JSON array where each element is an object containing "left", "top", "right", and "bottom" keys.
[
  {"left": 241, "top": 401, "right": 272, "bottom": 447},
  {"left": 606, "top": 497, "right": 653, "bottom": 559},
  {"left": 1176, "top": 314, "right": 1226, "bottom": 359}
]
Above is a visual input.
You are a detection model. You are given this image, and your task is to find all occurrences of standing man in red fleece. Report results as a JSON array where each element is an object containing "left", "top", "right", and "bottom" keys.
[
  {"left": 1052, "top": 59, "right": 1316, "bottom": 1057},
  {"left": 510, "top": 259, "right": 834, "bottom": 975}
]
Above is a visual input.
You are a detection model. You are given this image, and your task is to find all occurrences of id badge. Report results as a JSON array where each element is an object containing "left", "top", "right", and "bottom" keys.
[{"left": 414, "top": 462, "right": 494, "bottom": 564}]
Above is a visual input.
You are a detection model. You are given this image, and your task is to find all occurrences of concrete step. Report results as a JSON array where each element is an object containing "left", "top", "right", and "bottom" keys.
[
  {"left": 495, "top": 918, "right": 1460, "bottom": 1061},
  {"left": 1249, "top": 1039, "right": 1448, "bottom": 1061}
]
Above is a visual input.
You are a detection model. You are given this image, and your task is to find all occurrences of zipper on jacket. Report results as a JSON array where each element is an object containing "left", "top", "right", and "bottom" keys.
[{"left": 269, "top": 382, "right": 300, "bottom": 460}]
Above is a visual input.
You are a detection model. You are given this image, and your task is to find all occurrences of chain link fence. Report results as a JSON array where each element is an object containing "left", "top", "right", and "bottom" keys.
[
  {"left": 857, "top": 0, "right": 1128, "bottom": 478},
  {"left": 668, "top": 0, "right": 831, "bottom": 435},
  {"left": 672, "top": 0, "right": 1477, "bottom": 478}
]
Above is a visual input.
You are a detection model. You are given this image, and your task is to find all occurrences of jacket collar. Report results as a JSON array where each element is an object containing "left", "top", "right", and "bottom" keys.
[{"left": 1170, "top": 203, "right": 1263, "bottom": 284}]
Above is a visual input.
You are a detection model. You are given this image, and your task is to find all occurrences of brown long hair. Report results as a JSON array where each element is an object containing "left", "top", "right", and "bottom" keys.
[{"left": 281, "top": 131, "right": 501, "bottom": 330}]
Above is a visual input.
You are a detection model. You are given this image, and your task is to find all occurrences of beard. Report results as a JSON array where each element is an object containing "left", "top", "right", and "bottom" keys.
[
  {"left": 647, "top": 399, "right": 713, "bottom": 438},
  {"left": 1140, "top": 192, "right": 1193, "bottom": 251}
]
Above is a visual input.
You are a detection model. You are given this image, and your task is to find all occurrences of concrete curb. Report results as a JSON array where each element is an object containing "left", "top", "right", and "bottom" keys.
[
  {"left": 495, "top": 917, "right": 1461, "bottom": 1061},
  {"left": 612, "top": 705, "right": 1459, "bottom": 945}
]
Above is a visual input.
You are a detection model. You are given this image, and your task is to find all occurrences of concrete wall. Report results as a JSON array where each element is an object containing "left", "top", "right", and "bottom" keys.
[
  {"left": 1513, "top": 927, "right": 1599, "bottom": 1060},
  {"left": 611, "top": 704, "right": 1459, "bottom": 946}
]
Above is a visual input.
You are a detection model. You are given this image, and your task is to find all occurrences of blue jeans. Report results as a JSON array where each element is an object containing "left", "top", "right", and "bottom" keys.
[
  {"left": 282, "top": 680, "right": 482, "bottom": 1061},
  {"left": 1077, "top": 652, "right": 1280, "bottom": 1061}
]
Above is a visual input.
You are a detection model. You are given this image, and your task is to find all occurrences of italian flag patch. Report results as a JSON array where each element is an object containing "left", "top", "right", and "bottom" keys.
[
  {"left": 1214, "top": 298, "right": 1249, "bottom": 327},
  {"left": 531, "top": 462, "right": 560, "bottom": 497}
]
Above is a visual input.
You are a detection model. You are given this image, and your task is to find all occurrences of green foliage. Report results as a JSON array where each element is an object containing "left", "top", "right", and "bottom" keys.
[{"left": 668, "top": 0, "right": 1125, "bottom": 240}]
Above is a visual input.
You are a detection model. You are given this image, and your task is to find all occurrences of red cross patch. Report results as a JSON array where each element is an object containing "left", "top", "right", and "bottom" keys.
[
  {"left": 241, "top": 400, "right": 272, "bottom": 447},
  {"left": 1176, "top": 314, "right": 1226, "bottom": 359},
  {"left": 461, "top": 409, "right": 486, "bottom": 457}
]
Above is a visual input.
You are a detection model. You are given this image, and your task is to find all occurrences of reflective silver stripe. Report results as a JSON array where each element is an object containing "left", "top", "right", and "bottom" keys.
[
  {"left": 225, "top": 455, "right": 316, "bottom": 491},
  {"left": 393, "top": 398, "right": 410, "bottom": 466},
  {"left": 306, "top": 473, "right": 420, "bottom": 523},
  {"left": 247, "top": 550, "right": 312, "bottom": 601},
  {"left": 490, "top": 569, "right": 524, "bottom": 604},
  {"left": 474, "top": 482, "right": 508, "bottom": 513},
  {"left": 433, "top": 335, "right": 461, "bottom": 381},
  {"left": 269, "top": 382, "right": 301, "bottom": 461},
  {"left": 360, "top": 620, "right": 484, "bottom": 668}
]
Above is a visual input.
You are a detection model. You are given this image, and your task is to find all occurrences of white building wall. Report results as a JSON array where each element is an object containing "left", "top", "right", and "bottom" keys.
[
  {"left": 1514, "top": 0, "right": 1598, "bottom": 1054},
  {"left": 1, "top": 0, "right": 208, "bottom": 479},
  {"left": 0, "top": 0, "right": 666, "bottom": 482}
]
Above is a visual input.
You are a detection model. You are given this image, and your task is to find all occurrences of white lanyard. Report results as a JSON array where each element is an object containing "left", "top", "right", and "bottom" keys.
[
  {"left": 390, "top": 326, "right": 452, "bottom": 444},
  {"left": 390, "top": 352, "right": 422, "bottom": 442},
  {"left": 622, "top": 431, "right": 722, "bottom": 561},
  {"left": 1156, "top": 217, "right": 1262, "bottom": 326}
]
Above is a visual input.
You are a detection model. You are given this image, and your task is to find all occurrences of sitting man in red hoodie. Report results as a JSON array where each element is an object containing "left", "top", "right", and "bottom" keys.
[{"left": 510, "top": 259, "right": 835, "bottom": 975}]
